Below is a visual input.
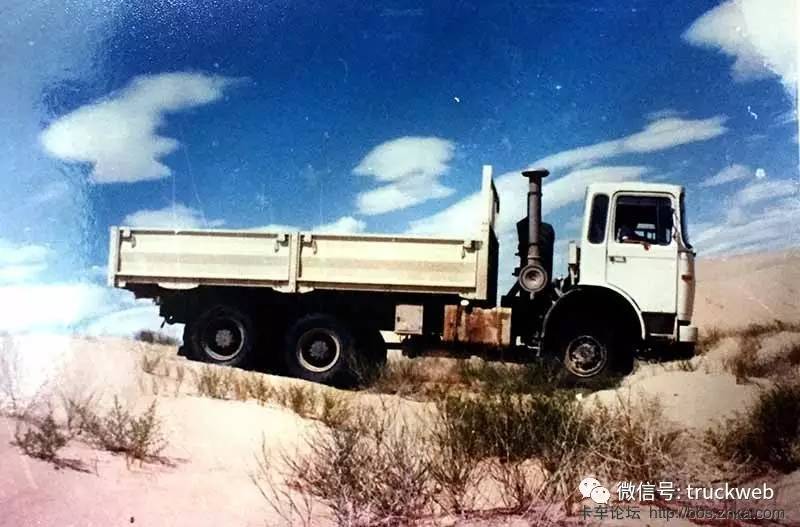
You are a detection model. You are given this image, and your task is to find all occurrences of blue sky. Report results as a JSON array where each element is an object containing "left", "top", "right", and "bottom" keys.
[{"left": 0, "top": 0, "right": 797, "bottom": 333}]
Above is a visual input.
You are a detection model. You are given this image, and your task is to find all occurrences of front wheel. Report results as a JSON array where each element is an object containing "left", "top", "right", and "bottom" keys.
[
  {"left": 563, "top": 334, "right": 610, "bottom": 379},
  {"left": 558, "top": 323, "right": 632, "bottom": 383}
]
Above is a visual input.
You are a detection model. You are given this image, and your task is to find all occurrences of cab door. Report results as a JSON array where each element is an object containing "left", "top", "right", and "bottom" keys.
[{"left": 605, "top": 193, "right": 678, "bottom": 314}]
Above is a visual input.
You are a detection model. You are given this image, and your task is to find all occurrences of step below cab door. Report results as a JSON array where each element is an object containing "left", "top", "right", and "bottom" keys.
[{"left": 605, "top": 193, "right": 678, "bottom": 315}]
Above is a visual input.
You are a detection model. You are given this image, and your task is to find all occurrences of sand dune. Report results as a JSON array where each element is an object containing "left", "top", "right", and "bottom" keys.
[
  {"left": 1, "top": 249, "right": 799, "bottom": 526},
  {"left": 693, "top": 249, "right": 800, "bottom": 330}
]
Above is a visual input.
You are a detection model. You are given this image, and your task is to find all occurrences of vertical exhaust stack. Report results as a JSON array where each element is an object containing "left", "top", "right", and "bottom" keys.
[{"left": 519, "top": 168, "right": 550, "bottom": 293}]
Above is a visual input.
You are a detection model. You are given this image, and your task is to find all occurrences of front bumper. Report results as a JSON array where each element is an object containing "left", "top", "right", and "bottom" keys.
[{"left": 678, "top": 324, "right": 698, "bottom": 343}]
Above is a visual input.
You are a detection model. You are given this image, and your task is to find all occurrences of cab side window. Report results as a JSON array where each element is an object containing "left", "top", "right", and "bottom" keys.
[
  {"left": 587, "top": 194, "right": 609, "bottom": 244},
  {"left": 614, "top": 195, "right": 673, "bottom": 245}
]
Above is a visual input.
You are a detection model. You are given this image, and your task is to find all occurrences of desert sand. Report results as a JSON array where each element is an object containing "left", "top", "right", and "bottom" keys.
[
  {"left": 1, "top": 249, "right": 798, "bottom": 526},
  {"left": 693, "top": 249, "right": 799, "bottom": 330}
]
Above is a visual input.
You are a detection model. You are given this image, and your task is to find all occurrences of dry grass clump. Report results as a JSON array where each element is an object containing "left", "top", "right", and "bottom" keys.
[
  {"left": 256, "top": 403, "right": 434, "bottom": 526},
  {"left": 359, "top": 357, "right": 477, "bottom": 400},
  {"left": 719, "top": 321, "right": 800, "bottom": 382},
  {"left": 363, "top": 359, "right": 430, "bottom": 397},
  {"left": 701, "top": 321, "right": 800, "bottom": 355},
  {"left": 723, "top": 333, "right": 765, "bottom": 382},
  {"left": 363, "top": 357, "right": 619, "bottom": 403},
  {"left": 140, "top": 353, "right": 164, "bottom": 375},
  {"left": 14, "top": 407, "right": 70, "bottom": 463},
  {"left": 257, "top": 386, "right": 681, "bottom": 524},
  {"left": 696, "top": 326, "right": 725, "bottom": 355},
  {"left": 194, "top": 365, "right": 270, "bottom": 403},
  {"left": 75, "top": 396, "right": 167, "bottom": 464},
  {"left": 434, "top": 389, "right": 585, "bottom": 510},
  {"left": 193, "top": 365, "right": 348, "bottom": 424},
  {"left": 134, "top": 329, "right": 179, "bottom": 346},
  {"left": 585, "top": 395, "right": 682, "bottom": 483},
  {"left": 706, "top": 381, "right": 800, "bottom": 475},
  {"left": 138, "top": 352, "right": 187, "bottom": 396},
  {"left": 13, "top": 394, "right": 168, "bottom": 468},
  {"left": 458, "top": 360, "right": 574, "bottom": 395},
  {"left": 195, "top": 365, "right": 238, "bottom": 399},
  {"left": 434, "top": 389, "right": 680, "bottom": 505}
]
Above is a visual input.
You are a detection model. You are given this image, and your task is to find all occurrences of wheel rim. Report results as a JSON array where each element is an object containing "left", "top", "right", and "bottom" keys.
[
  {"left": 296, "top": 328, "right": 341, "bottom": 373},
  {"left": 564, "top": 335, "right": 608, "bottom": 378},
  {"left": 201, "top": 315, "right": 246, "bottom": 361}
]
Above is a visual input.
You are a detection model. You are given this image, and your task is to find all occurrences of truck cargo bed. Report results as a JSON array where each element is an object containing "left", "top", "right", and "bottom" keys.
[{"left": 108, "top": 167, "right": 500, "bottom": 302}]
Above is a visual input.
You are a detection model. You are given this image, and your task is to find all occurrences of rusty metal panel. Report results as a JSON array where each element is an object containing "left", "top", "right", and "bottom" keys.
[
  {"left": 443, "top": 306, "right": 512, "bottom": 348},
  {"left": 395, "top": 304, "right": 424, "bottom": 335}
]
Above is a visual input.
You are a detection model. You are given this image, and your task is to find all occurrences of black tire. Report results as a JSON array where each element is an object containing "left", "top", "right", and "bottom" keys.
[
  {"left": 283, "top": 314, "right": 355, "bottom": 385},
  {"left": 558, "top": 322, "right": 632, "bottom": 384},
  {"left": 186, "top": 304, "right": 255, "bottom": 367}
]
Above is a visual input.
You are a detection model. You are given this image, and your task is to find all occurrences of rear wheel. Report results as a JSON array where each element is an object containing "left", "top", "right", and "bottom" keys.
[
  {"left": 187, "top": 304, "right": 255, "bottom": 367},
  {"left": 284, "top": 314, "right": 354, "bottom": 384}
]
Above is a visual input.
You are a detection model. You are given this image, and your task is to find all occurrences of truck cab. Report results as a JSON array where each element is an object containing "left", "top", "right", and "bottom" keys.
[
  {"left": 531, "top": 180, "right": 698, "bottom": 380},
  {"left": 576, "top": 182, "right": 696, "bottom": 344}
]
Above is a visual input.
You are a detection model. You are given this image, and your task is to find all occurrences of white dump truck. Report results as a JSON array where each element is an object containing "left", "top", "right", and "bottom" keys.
[{"left": 108, "top": 166, "right": 697, "bottom": 384}]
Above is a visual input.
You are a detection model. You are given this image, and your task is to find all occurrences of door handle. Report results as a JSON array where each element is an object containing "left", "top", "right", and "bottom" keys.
[{"left": 609, "top": 255, "right": 627, "bottom": 263}]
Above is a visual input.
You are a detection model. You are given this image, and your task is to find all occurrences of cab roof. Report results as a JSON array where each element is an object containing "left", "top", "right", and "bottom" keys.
[{"left": 586, "top": 181, "right": 684, "bottom": 196}]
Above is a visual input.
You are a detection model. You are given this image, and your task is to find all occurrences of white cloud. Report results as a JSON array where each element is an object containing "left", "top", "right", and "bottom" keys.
[
  {"left": 123, "top": 203, "right": 224, "bottom": 229},
  {"left": 531, "top": 116, "right": 728, "bottom": 172},
  {"left": 733, "top": 179, "right": 796, "bottom": 207},
  {"left": 692, "top": 179, "right": 799, "bottom": 254},
  {"left": 354, "top": 136, "right": 456, "bottom": 215},
  {"left": 357, "top": 174, "right": 455, "bottom": 215},
  {"left": 354, "top": 136, "right": 455, "bottom": 182},
  {"left": 246, "top": 223, "right": 299, "bottom": 232},
  {"left": 0, "top": 239, "right": 49, "bottom": 283},
  {"left": 700, "top": 164, "right": 752, "bottom": 187},
  {"left": 314, "top": 216, "right": 367, "bottom": 233},
  {"left": 246, "top": 215, "right": 367, "bottom": 234},
  {"left": 683, "top": 0, "right": 798, "bottom": 96},
  {"left": 40, "top": 72, "right": 235, "bottom": 184}
]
